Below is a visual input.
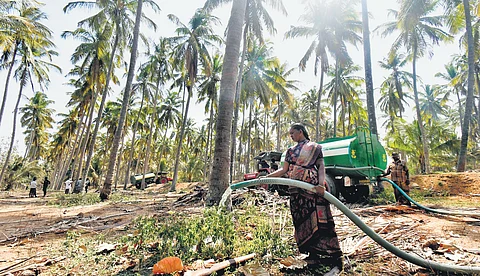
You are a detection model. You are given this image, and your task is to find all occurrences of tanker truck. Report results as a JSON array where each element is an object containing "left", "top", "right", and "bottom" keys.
[{"left": 276, "top": 128, "right": 387, "bottom": 203}]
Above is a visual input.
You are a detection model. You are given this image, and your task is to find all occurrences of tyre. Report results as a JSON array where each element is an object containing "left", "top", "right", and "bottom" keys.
[
  {"left": 160, "top": 177, "right": 167, "bottom": 184},
  {"left": 325, "top": 175, "right": 339, "bottom": 198},
  {"left": 341, "top": 185, "right": 369, "bottom": 203}
]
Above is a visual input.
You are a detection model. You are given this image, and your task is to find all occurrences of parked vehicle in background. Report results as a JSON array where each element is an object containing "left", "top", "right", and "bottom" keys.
[
  {"left": 243, "top": 151, "right": 283, "bottom": 181},
  {"left": 130, "top": 172, "right": 172, "bottom": 189}
]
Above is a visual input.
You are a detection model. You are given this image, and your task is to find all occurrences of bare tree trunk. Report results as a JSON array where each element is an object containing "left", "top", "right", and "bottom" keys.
[
  {"left": 412, "top": 50, "right": 430, "bottom": 174},
  {"left": 101, "top": 0, "right": 143, "bottom": 200},
  {"left": 246, "top": 100, "right": 253, "bottom": 173},
  {"left": 315, "top": 67, "right": 325, "bottom": 141},
  {"left": 0, "top": 43, "right": 18, "bottom": 127},
  {"left": 141, "top": 92, "right": 158, "bottom": 190},
  {"left": 362, "top": 0, "right": 378, "bottom": 135},
  {"left": 114, "top": 132, "right": 124, "bottom": 191},
  {"left": 229, "top": 23, "right": 248, "bottom": 183},
  {"left": 457, "top": 0, "right": 475, "bottom": 172},
  {"left": 0, "top": 76, "right": 25, "bottom": 186},
  {"left": 170, "top": 88, "right": 191, "bottom": 191},
  {"left": 207, "top": 0, "right": 247, "bottom": 206},
  {"left": 123, "top": 90, "right": 145, "bottom": 189},
  {"left": 203, "top": 102, "right": 215, "bottom": 183}
]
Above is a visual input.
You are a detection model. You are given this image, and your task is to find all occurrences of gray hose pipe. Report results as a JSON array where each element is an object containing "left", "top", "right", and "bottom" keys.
[
  {"left": 230, "top": 178, "right": 480, "bottom": 274},
  {"left": 381, "top": 177, "right": 479, "bottom": 217}
]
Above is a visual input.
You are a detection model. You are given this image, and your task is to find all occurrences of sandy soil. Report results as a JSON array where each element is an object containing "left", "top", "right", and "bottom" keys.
[{"left": 0, "top": 175, "right": 479, "bottom": 275}]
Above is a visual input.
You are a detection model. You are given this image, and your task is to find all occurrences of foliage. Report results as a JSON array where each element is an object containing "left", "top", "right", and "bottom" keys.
[
  {"left": 121, "top": 208, "right": 236, "bottom": 265},
  {"left": 48, "top": 191, "right": 135, "bottom": 207},
  {"left": 1, "top": 155, "right": 44, "bottom": 190}
]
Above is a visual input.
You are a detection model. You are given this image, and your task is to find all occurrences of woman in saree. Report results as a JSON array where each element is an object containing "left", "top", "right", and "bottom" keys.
[{"left": 265, "top": 123, "right": 343, "bottom": 270}]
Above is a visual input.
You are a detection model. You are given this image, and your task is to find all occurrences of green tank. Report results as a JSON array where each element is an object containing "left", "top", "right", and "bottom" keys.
[{"left": 319, "top": 128, "right": 387, "bottom": 180}]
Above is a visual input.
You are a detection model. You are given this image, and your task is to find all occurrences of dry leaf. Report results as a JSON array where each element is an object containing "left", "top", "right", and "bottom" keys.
[
  {"left": 152, "top": 256, "right": 183, "bottom": 274},
  {"left": 279, "top": 256, "right": 307, "bottom": 269},
  {"left": 79, "top": 244, "right": 87, "bottom": 253}
]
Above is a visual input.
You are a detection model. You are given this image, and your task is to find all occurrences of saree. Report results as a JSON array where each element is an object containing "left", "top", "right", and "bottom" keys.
[{"left": 285, "top": 140, "right": 342, "bottom": 264}]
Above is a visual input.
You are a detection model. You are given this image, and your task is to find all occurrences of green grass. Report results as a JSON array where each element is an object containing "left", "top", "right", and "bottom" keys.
[
  {"left": 377, "top": 183, "right": 479, "bottom": 208},
  {"left": 47, "top": 191, "right": 137, "bottom": 207}
]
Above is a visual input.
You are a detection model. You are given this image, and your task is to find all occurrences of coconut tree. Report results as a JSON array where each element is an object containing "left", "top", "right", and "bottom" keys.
[
  {"left": 435, "top": 61, "right": 466, "bottom": 132},
  {"left": 101, "top": 0, "right": 162, "bottom": 199},
  {"left": 361, "top": 0, "right": 377, "bottom": 135},
  {"left": 378, "top": 0, "right": 452, "bottom": 173},
  {"left": 1, "top": 2, "right": 53, "bottom": 127},
  {"left": 208, "top": 0, "right": 247, "bottom": 206},
  {"left": 197, "top": 53, "right": 222, "bottom": 183},
  {"left": 19, "top": 91, "right": 55, "bottom": 161},
  {"left": 378, "top": 53, "right": 413, "bottom": 133},
  {"left": 0, "top": 43, "right": 60, "bottom": 187},
  {"left": 204, "top": 0, "right": 287, "bottom": 183},
  {"left": 441, "top": 0, "right": 475, "bottom": 171},
  {"left": 62, "top": 25, "right": 112, "bottom": 187},
  {"left": 324, "top": 63, "right": 365, "bottom": 137},
  {"left": 285, "top": 0, "right": 335, "bottom": 141},
  {"left": 167, "top": 9, "right": 222, "bottom": 191},
  {"left": 419, "top": 84, "right": 447, "bottom": 124},
  {"left": 241, "top": 41, "right": 277, "bottom": 173},
  {"left": 156, "top": 90, "right": 182, "bottom": 173},
  {"left": 267, "top": 60, "right": 298, "bottom": 148},
  {"left": 286, "top": 0, "right": 361, "bottom": 139}
]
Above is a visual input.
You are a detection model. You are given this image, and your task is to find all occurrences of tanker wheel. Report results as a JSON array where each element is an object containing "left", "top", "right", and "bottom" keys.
[
  {"left": 160, "top": 177, "right": 167, "bottom": 184},
  {"left": 341, "top": 185, "right": 369, "bottom": 203},
  {"left": 325, "top": 175, "right": 339, "bottom": 198}
]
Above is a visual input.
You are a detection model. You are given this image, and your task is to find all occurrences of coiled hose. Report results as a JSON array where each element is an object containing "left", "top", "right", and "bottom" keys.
[
  {"left": 381, "top": 177, "right": 479, "bottom": 217},
  {"left": 230, "top": 177, "right": 480, "bottom": 274}
]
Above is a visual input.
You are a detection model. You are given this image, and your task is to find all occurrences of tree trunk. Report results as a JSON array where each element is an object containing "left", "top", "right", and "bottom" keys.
[
  {"left": 101, "top": 0, "right": 143, "bottom": 200},
  {"left": 141, "top": 91, "right": 158, "bottom": 190},
  {"left": 207, "top": 0, "right": 247, "bottom": 206},
  {"left": 276, "top": 95, "right": 282, "bottom": 149},
  {"left": 123, "top": 89, "right": 145, "bottom": 189},
  {"left": 361, "top": 0, "right": 378, "bottom": 136},
  {"left": 246, "top": 100, "right": 253, "bottom": 173},
  {"left": 457, "top": 0, "right": 475, "bottom": 172},
  {"left": 80, "top": 64, "right": 101, "bottom": 186},
  {"left": 203, "top": 100, "right": 215, "bottom": 183},
  {"left": 114, "top": 131, "right": 125, "bottom": 191},
  {"left": 333, "top": 59, "right": 339, "bottom": 137},
  {"left": 170, "top": 86, "right": 192, "bottom": 191},
  {"left": 412, "top": 48, "right": 430, "bottom": 174},
  {"left": 0, "top": 75, "right": 25, "bottom": 187},
  {"left": 55, "top": 112, "right": 85, "bottom": 189},
  {"left": 457, "top": 89, "right": 463, "bottom": 133},
  {"left": 229, "top": 22, "right": 248, "bottom": 183},
  {"left": 315, "top": 66, "right": 325, "bottom": 141},
  {"left": 0, "top": 43, "right": 18, "bottom": 127}
]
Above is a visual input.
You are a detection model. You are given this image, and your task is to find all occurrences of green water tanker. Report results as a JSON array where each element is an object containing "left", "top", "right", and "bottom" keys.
[{"left": 320, "top": 128, "right": 387, "bottom": 202}]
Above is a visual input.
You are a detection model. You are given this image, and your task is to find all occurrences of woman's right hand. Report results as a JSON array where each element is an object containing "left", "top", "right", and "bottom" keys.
[{"left": 315, "top": 185, "right": 325, "bottom": 196}]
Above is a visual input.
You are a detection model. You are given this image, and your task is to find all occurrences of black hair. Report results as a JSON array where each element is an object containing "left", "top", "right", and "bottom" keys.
[{"left": 290, "top": 123, "right": 310, "bottom": 140}]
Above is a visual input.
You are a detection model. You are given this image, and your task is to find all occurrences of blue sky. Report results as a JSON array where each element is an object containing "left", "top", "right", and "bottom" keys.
[{"left": 0, "top": 0, "right": 461, "bottom": 154}]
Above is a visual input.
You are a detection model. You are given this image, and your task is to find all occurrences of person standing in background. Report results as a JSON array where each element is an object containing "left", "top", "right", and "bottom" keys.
[
  {"left": 65, "top": 178, "right": 73, "bottom": 194},
  {"left": 42, "top": 176, "right": 50, "bottom": 197},
  {"left": 29, "top": 177, "right": 37, "bottom": 198},
  {"left": 380, "top": 152, "right": 411, "bottom": 206}
]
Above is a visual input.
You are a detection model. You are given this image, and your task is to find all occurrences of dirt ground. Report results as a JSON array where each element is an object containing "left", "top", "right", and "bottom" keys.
[{"left": 0, "top": 174, "right": 479, "bottom": 275}]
